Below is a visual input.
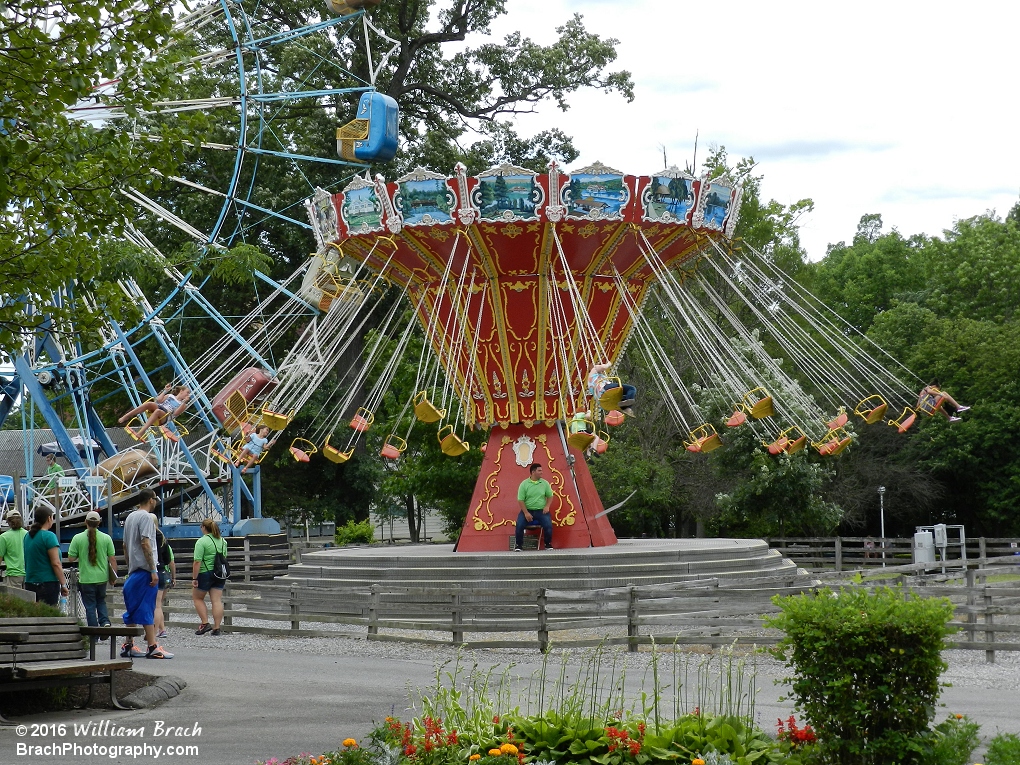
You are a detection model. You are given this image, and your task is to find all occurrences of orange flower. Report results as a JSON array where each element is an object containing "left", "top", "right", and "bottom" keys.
[
  {"left": 955, "top": 714, "right": 964, "bottom": 720},
  {"left": 693, "top": 759, "right": 706, "bottom": 765},
  {"left": 343, "top": 739, "right": 357, "bottom": 748},
  {"left": 488, "top": 749, "right": 502, "bottom": 756},
  {"left": 469, "top": 756, "right": 481, "bottom": 761},
  {"left": 500, "top": 744, "right": 518, "bottom": 755}
]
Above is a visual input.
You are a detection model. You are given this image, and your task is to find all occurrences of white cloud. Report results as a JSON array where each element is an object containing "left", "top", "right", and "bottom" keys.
[{"left": 484, "top": 0, "right": 1020, "bottom": 258}]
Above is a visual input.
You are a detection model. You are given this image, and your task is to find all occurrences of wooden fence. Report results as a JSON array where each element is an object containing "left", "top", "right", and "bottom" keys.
[
  {"left": 147, "top": 557, "right": 1020, "bottom": 660},
  {"left": 766, "top": 536, "right": 1020, "bottom": 571}
]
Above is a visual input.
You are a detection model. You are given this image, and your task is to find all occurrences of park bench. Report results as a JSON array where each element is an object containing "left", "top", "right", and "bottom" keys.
[{"left": 0, "top": 616, "right": 143, "bottom": 724}]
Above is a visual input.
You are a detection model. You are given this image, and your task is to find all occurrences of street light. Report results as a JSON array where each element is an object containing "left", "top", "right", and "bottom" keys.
[{"left": 878, "top": 486, "right": 886, "bottom": 568}]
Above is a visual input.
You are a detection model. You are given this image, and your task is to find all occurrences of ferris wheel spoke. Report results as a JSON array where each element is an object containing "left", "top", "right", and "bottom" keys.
[
  {"left": 244, "top": 12, "right": 362, "bottom": 51},
  {"left": 249, "top": 86, "right": 372, "bottom": 104},
  {"left": 165, "top": 174, "right": 313, "bottom": 231},
  {"left": 244, "top": 146, "right": 365, "bottom": 167}
]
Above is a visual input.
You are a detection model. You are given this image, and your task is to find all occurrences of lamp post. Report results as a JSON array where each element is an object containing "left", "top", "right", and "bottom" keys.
[{"left": 878, "top": 486, "right": 886, "bottom": 568}]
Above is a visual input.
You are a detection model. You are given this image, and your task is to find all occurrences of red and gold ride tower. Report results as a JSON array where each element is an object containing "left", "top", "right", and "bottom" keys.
[{"left": 308, "top": 161, "right": 741, "bottom": 551}]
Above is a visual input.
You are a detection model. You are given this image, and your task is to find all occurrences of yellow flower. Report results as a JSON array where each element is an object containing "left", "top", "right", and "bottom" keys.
[
  {"left": 693, "top": 759, "right": 706, "bottom": 765},
  {"left": 500, "top": 744, "right": 518, "bottom": 755},
  {"left": 488, "top": 749, "right": 502, "bottom": 756},
  {"left": 343, "top": 739, "right": 357, "bottom": 748},
  {"left": 469, "top": 756, "right": 482, "bottom": 761}
]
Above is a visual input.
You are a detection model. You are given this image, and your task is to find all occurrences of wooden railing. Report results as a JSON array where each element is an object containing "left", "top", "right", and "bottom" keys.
[{"left": 766, "top": 536, "right": 1020, "bottom": 571}]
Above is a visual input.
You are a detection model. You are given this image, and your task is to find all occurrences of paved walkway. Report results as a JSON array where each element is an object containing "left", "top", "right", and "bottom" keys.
[{"left": 2, "top": 644, "right": 1017, "bottom": 765}]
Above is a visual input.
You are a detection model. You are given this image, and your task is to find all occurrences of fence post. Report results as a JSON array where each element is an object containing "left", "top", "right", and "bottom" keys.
[
  {"left": 978, "top": 537, "right": 987, "bottom": 563},
  {"left": 981, "top": 571, "right": 995, "bottom": 664},
  {"left": 834, "top": 537, "right": 842, "bottom": 573},
  {"left": 368, "top": 584, "right": 380, "bottom": 637},
  {"left": 289, "top": 584, "right": 300, "bottom": 632},
  {"left": 965, "top": 568, "right": 977, "bottom": 645},
  {"left": 222, "top": 582, "right": 232, "bottom": 629},
  {"left": 537, "top": 588, "right": 549, "bottom": 653},
  {"left": 243, "top": 537, "right": 251, "bottom": 583},
  {"left": 627, "top": 586, "right": 639, "bottom": 653},
  {"left": 451, "top": 588, "right": 463, "bottom": 647}
]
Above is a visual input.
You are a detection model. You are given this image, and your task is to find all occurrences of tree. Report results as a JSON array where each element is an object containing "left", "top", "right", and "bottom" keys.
[{"left": 0, "top": 1, "right": 195, "bottom": 355}]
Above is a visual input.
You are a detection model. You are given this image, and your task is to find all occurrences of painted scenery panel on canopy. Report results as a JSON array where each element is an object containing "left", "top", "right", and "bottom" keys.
[
  {"left": 341, "top": 186, "right": 383, "bottom": 233},
  {"left": 645, "top": 175, "right": 695, "bottom": 223},
  {"left": 476, "top": 174, "right": 539, "bottom": 221},
  {"left": 701, "top": 183, "right": 732, "bottom": 229},
  {"left": 398, "top": 178, "right": 454, "bottom": 226},
  {"left": 566, "top": 173, "right": 627, "bottom": 219}
]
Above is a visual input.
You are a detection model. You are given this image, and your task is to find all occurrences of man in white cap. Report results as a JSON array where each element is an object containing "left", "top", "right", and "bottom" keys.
[
  {"left": 68, "top": 510, "right": 117, "bottom": 632},
  {"left": 0, "top": 509, "right": 28, "bottom": 587}
]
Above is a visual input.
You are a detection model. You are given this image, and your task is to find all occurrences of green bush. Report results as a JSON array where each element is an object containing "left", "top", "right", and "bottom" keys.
[
  {"left": 335, "top": 519, "right": 375, "bottom": 546},
  {"left": 766, "top": 586, "right": 955, "bottom": 765},
  {"left": 928, "top": 715, "right": 980, "bottom": 765},
  {"left": 986, "top": 733, "right": 1020, "bottom": 765},
  {"left": 0, "top": 592, "right": 61, "bottom": 618}
]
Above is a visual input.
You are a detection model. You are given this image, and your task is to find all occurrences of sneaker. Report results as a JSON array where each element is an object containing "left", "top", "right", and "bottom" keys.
[
  {"left": 513, "top": 547, "right": 523, "bottom": 553},
  {"left": 195, "top": 623, "right": 212, "bottom": 635},
  {"left": 622, "top": 407, "right": 636, "bottom": 418},
  {"left": 956, "top": 406, "right": 970, "bottom": 413},
  {"left": 949, "top": 416, "right": 962, "bottom": 422},
  {"left": 211, "top": 628, "right": 221, "bottom": 636},
  {"left": 120, "top": 642, "right": 145, "bottom": 658},
  {"left": 545, "top": 545, "right": 555, "bottom": 551},
  {"left": 156, "top": 629, "right": 168, "bottom": 639},
  {"left": 619, "top": 398, "right": 635, "bottom": 408},
  {"left": 146, "top": 644, "right": 174, "bottom": 659}
]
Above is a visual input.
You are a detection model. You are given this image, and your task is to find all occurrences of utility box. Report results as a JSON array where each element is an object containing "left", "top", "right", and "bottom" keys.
[
  {"left": 913, "top": 531, "right": 935, "bottom": 564},
  {"left": 933, "top": 523, "right": 948, "bottom": 547}
]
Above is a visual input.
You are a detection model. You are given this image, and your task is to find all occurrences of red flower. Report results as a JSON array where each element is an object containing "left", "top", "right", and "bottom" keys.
[
  {"left": 446, "top": 730, "right": 459, "bottom": 746},
  {"left": 637, "top": 722, "right": 646, "bottom": 738},
  {"left": 629, "top": 741, "right": 641, "bottom": 756},
  {"left": 404, "top": 744, "right": 417, "bottom": 757},
  {"left": 492, "top": 716, "right": 500, "bottom": 724}
]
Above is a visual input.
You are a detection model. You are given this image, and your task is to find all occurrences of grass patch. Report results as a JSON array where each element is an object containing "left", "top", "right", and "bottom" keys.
[{"left": 0, "top": 592, "right": 61, "bottom": 618}]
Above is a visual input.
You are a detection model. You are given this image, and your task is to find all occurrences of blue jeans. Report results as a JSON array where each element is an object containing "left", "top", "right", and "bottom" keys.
[
  {"left": 603, "top": 382, "right": 637, "bottom": 402},
  {"left": 515, "top": 510, "right": 553, "bottom": 549},
  {"left": 79, "top": 583, "right": 109, "bottom": 627}
]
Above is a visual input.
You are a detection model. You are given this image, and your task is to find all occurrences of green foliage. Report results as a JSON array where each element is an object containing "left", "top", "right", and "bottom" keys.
[
  {"left": 0, "top": 0, "right": 198, "bottom": 354},
  {"left": 0, "top": 593, "right": 62, "bottom": 618},
  {"left": 986, "top": 732, "right": 1020, "bottom": 765},
  {"left": 766, "top": 587, "right": 956, "bottom": 764},
  {"left": 335, "top": 519, "right": 376, "bottom": 546},
  {"left": 925, "top": 715, "right": 980, "bottom": 765}
]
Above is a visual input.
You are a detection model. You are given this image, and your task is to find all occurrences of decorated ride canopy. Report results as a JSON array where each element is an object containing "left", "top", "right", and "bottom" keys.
[{"left": 307, "top": 162, "right": 742, "bottom": 428}]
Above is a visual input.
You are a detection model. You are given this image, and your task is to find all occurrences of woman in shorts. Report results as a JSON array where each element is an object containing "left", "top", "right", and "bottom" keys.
[{"left": 191, "top": 519, "right": 227, "bottom": 636}]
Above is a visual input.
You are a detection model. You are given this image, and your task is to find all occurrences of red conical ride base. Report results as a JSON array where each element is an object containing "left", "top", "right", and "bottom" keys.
[{"left": 455, "top": 423, "right": 618, "bottom": 552}]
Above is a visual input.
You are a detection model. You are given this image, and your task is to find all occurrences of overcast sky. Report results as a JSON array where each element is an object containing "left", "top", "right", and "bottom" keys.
[{"left": 488, "top": 0, "right": 1020, "bottom": 260}]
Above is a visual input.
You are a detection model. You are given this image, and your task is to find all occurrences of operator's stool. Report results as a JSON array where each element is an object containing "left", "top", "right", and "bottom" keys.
[{"left": 508, "top": 527, "right": 545, "bottom": 551}]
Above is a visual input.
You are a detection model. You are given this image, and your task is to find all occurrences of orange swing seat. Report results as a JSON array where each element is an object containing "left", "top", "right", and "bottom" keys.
[{"left": 380, "top": 435, "right": 407, "bottom": 460}]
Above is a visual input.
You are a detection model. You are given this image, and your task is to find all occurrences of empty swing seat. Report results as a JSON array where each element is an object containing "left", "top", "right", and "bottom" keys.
[
  {"left": 380, "top": 435, "right": 406, "bottom": 460},
  {"left": 289, "top": 438, "right": 317, "bottom": 463},
  {"left": 323, "top": 437, "right": 354, "bottom": 464},
  {"left": 787, "top": 434, "right": 808, "bottom": 454},
  {"left": 336, "top": 91, "right": 398, "bottom": 164},
  {"left": 766, "top": 436, "right": 790, "bottom": 456},
  {"left": 726, "top": 410, "right": 747, "bottom": 427},
  {"left": 350, "top": 408, "right": 374, "bottom": 432},
  {"left": 741, "top": 388, "right": 774, "bottom": 419},
  {"left": 854, "top": 395, "right": 888, "bottom": 425},
  {"left": 413, "top": 392, "right": 446, "bottom": 423},
  {"left": 438, "top": 425, "right": 469, "bottom": 457},
  {"left": 604, "top": 410, "right": 626, "bottom": 427},
  {"left": 888, "top": 407, "right": 918, "bottom": 433},
  {"left": 685, "top": 425, "right": 722, "bottom": 454},
  {"left": 594, "top": 432, "right": 610, "bottom": 454},
  {"left": 826, "top": 410, "right": 849, "bottom": 430}
]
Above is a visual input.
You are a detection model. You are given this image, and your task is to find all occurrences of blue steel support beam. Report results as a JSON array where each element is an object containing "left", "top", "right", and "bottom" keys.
[
  {"left": 0, "top": 374, "right": 21, "bottom": 428},
  {"left": 229, "top": 196, "right": 312, "bottom": 230},
  {"left": 253, "top": 270, "right": 319, "bottom": 314},
  {"left": 245, "top": 13, "right": 361, "bottom": 49},
  {"left": 12, "top": 355, "right": 86, "bottom": 472},
  {"left": 244, "top": 147, "right": 367, "bottom": 168},
  {"left": 252, "top": 465, "right": 262, "bottom": 519},
  {"left": 181, "top": 286, "right": 276, "bottom": 375},
  {"left": 248, "top": 86, "right": 372, "bottom": 103},
  {"left": 110, "top": 321, "right": 226, "bottom": 519}
]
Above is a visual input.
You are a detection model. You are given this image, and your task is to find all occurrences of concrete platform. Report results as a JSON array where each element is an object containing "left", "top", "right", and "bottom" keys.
[{"left": 281, "top": 538, "right": 808, "bottom": 591}]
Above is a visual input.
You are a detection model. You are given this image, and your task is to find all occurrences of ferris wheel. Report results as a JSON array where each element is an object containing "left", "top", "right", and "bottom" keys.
[{"left": 1, "top": 0, "right": 399, "bottom": 538}]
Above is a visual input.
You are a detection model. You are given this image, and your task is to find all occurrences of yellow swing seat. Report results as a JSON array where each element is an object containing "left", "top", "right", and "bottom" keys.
[
  {"left": 322, "top": 436, "right": 354, "bottom": 464},
  {"left": 380, "top": 434, "right": 407, "bottom": 460},
  {"left": 826, "top": 408, "right": 849, "bottom": 430},
  {"left": 742, "top": 387, "right": 775, "bottom": 419},
  {"left": 566, "top": 412, "right": 596, "bottom": 450},
  {"left": 211, "top": 439, "right": 241, "bottom": 464},
  {"left": 438, "top": 425, "right": 470, "bottom": 457},
  {"left": 350, "top": 407, "right": 374, "bottom": 432},
  {"left": 785, "top": 427, "right": 808, "bottom": 454},
  {"left": 261, "top": 406, "right": 295, "bottom": 431},
  {"left": 887, "top": 407, "right": 918, "bottom": 433},
  {"left": 413, "top": 391, "right": 446, "bottom": 423},
  {"left": 597, "top": 378, "right": 624, "bottom": 411},
  {"left": 685, "top": 424, "right": 723, "bottom": 454},
  {"left": 854, "top": 394, "right": 888, "bottom": 425},
  {"left": 289, "top": 438, "right": 317, "bottom": 463},
  {"left": 814, "top": 428, "right": 852, "bottom": 456}
]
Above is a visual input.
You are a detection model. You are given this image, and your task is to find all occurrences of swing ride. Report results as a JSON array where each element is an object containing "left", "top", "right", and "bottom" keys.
[{"left": 1, "top": 1, "right": 961, "bottom": 551}]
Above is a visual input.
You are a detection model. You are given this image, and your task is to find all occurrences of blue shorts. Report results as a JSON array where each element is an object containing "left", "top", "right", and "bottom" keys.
[
  {"left": 122, "top": 569, "right": 158, "bottom": 626},
  {"left": 195, "top": 571, "right": 224, "bottom": 591}
]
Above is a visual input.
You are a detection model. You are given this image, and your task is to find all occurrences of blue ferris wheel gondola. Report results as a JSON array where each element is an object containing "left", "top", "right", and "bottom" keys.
[{"left": 337, "top": 91, "right": 399, "bottom": 164}]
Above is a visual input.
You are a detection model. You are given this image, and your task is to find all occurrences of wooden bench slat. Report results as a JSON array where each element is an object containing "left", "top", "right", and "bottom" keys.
[
  {"left": 2, "top": 649, "right": 89, "bottom": 663},
  {"left": 1, "top": 643, "right": 86, "bottom": 657},
  {"left": 16, "top": 658, "right": 132, "bottom": 678},
  {"left": 0, "top": 632, "right": 84, "bottom": 645},
  {"left": 0, "top": 617, "right": 78, "bottom": 626}
]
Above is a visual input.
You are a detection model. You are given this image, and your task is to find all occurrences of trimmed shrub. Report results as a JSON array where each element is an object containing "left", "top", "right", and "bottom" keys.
[
  {"left": 335, "top": 519, "right": 375, "bottom": 546},
  {"left": 0, "top": 592, "right": 61, "bottom": 618},
  {"left": 766, "top": 586, "right": 955, "bottom": 764}
]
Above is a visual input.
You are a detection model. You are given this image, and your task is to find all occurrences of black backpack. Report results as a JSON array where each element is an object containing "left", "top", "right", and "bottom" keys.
[{"left": 210, "top": 538, "right": 230, "bottom": 583}]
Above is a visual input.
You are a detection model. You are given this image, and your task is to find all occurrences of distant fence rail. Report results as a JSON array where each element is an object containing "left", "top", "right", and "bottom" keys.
[{"left": 766, "top": 536, "right": 1020, "bottom": 571}]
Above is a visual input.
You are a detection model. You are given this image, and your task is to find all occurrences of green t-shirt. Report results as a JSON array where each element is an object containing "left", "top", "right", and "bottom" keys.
[
  {"left": 45, "top": 462, "right": 64, "bottom": 489},
  {"left": 68, "top": 530, "right": 116, "bottom": 585},
  {"left": 517, "top": 478, "right": 553, "bottom": 511},
  {"left": 194, "top": 534, "right": 226, "bottom": 574},
  {"left": 24, "top": 529, "right": 60, "bottom": 584},
  {"left": 0, "top": 528, "right": 29, "bottom": 578}
]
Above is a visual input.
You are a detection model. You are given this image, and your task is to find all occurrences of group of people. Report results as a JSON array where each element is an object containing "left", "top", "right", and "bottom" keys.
[{"left": 0, "top": 490, "right": 230, "bottom": 660}]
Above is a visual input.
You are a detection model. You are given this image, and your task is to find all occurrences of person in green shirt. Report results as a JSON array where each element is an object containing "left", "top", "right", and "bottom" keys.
[
  {"left": 0, "top": 509, "right": 29, "bottom": 587},
  {"left": 24, "top": 507, "right": 69, "bottom": 606},
  {"left": 44, "top": 453, "right": 64, "bottom": 489},
  {"left": 68, "top": 511, "right": 118, "bottom": 628},
  {"left": 191, "top": 518, "right": 227, "bottom": 636},
  {"left": 515, "top": 463, "right": 555, "bottom": 551}
]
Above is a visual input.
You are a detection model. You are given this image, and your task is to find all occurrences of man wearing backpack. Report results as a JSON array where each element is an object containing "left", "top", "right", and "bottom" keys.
[
  {"left": 120, "top": 490, "right": 174, "bottom": 659},
  {"left": 191, "top": 518, "right": 228, "bottom": 636}
]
